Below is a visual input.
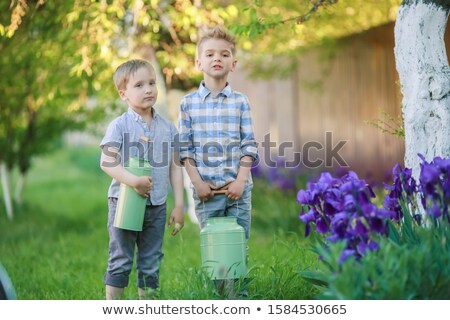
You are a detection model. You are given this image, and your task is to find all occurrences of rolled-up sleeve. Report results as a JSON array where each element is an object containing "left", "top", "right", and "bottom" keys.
[
  {"left": 240, "top": 97, "right": 258, "bottom": 161},
  {"left": 100, "top": 118, "right": 123, "bottom": 151}
]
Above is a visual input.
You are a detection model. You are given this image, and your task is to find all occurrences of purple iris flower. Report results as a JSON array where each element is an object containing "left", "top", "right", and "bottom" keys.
[
  {"left": 344, "top": 194, "right": 356, "bottom": 211},
  {"left": 383, "top": 195, "right": 398, "bottom": 208},
  {"left": 250, "top": 164, "right": 264, "bottom": 179},
  {"left": 299, "top": 208, "right": 317, "bottom": 237},
  {"left": 354, "top": 219, "right": 368, "bottom": 237},
  {"left": 376, "top": 208, "right": 397, "bottom": 220},
  {"left": 297, "top": 170, "right": 393, "bottom": 260},
  {"left": 443, "top": 179, "right": 450, "bottom": 199},
  {"left": 383, "top": 162, "right": 418, "bottom": 219},
  {"left": 332, "top": 220, "right": 350, "bottom": 240},
  {"left": 420, "top": 163, "right": 441, "bottom": 193},
  {"left": 277, "top": 177, "right": 296, "bottom": 190},
  {"left": 254, "top": 159, "right": 302, "bottom": 191},
  {"left": 417, "top": 154, "right": 450, "bottom": 222},
  {"left": 331, "top": 212, "right": 348, "bottom": 224},
  {"left": 298, "top": 155, "right": 450, "bottom": 264},
  {"left": 357, "top": 240, "right": 379, "bottom": 256},
  {"left": 316, "top": 217, "right": 330, "bottom": 234},
  {"left": 427, "top": 203, "right": 441, "bottom": 219},
  {"left": 297, "top": 189, "right": 311, "bottom": 204},
  {"left": 338, "top": 249, "right": 356, "bottom": 264},
  {"left": 433, "top": 157, "right": 450, "bottom": 179},
  {"left": 368, "top": 217, "right": 386, "bottom": 233},
  {"left": 299, "top": 208, "right": 316, "bottom": 224}
]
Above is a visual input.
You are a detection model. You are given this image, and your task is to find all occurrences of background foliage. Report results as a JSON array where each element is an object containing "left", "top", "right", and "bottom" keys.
[{"left": 0, "top": 0, "right": 402, "bottom": 175}]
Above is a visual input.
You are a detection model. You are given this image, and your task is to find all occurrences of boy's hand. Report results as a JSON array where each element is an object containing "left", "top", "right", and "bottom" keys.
[
  {"left": 168, "top": 206, "right": 184, "bottom": 236},
  {"left": 226, "top": 179, "right": 245, "bottom": 201},
  {"left": 193, "top": 181, "right": 215, "bottom": 201},
  {"left": 133, "top": 176, "right": 152, "bottom": 198}
]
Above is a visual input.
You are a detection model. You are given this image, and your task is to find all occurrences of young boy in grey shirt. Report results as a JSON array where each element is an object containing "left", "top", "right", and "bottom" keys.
[{"left": 100, "top": 59, "right": 184, "bottom": 299}]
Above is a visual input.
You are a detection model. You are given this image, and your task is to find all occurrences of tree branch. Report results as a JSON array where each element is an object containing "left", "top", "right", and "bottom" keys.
[{"left": 232, "top": 0, "right": 339, "bottom": 38}]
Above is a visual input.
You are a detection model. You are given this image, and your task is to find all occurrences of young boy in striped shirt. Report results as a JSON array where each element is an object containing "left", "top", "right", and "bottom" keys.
[{"left": 178, "top": 26, "right": 258, "bottom": 244}]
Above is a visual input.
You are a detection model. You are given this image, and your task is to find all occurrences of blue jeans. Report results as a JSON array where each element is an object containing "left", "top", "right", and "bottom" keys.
[
  {"left": 194, "top": 184, "right": 252, "bottom": 239},
  {"left": 104, "top": 198, "right": 167, "bottom": 289}
]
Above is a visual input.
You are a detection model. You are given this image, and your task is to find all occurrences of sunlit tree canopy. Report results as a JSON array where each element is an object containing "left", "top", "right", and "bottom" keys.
[
  {"left": 2, "top": 0, "right": 402, "bottom": 86},
  {"left": 227, "top": 0, "right": 402, "bottom": 76},
  {"left": 231, "top": 0, "right": 401, "bottom": 53}
]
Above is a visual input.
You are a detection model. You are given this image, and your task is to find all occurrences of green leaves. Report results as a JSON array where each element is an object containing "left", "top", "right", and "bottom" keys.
[
  {"left": 298, "top": 270, "right": 328, "bottom": 288},
  {"left": 366, "top": 110, "right": 405, "bottom": 138},
  {"left": 302, "top": 209, "right": 450, "bottom": 299},
  {"left": 230, "top": 0, "right": 401, "bottom": 54}
]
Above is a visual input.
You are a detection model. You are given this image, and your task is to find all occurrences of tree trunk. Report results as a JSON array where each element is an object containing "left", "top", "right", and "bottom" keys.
[
  {"left": 394, "top": 0, "right": 450, "bottom": 181},
  {"left": 14, "top": 172, "right": 26, "bottom": 207},
  {"left": 0, "top": 162, "right": 14, "bottom": 220}
]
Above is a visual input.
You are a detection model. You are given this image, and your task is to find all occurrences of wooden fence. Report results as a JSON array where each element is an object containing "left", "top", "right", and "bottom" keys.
[{"left": 228, "top": 22, "right": 431, "bottom": 182}]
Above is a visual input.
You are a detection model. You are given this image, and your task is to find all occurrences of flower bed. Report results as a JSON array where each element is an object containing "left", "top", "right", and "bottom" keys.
[{"left": 297, "top": 155, "right": 450, "bottom": 299}]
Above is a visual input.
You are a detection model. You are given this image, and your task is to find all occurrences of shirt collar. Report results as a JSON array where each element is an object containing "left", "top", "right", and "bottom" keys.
[
  {"left": 198, "top": 81, "right": 232, "bottom": 102},
  {"left": 127, "top": 107, "right": 157, "bottom": 122}
]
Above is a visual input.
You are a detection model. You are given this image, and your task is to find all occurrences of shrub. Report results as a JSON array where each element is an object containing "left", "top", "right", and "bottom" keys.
[
  {"left": 302, "top": 208, "right": 450, "bottom": 299},
  {"left": 298, "top": 156, "right": 450, "bottom": 299}
]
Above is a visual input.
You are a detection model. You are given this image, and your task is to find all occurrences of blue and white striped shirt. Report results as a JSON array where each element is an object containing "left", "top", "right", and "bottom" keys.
[{"left": 179, "top": 82, "right": 258, "bottom": 188}]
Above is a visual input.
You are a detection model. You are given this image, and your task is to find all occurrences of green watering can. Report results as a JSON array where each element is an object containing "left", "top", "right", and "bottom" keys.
[
  {"left": 200, "top": 217, "right": 247, "bottom": 280},
  {"left": 114, "top": 157, "right": 152, "bottom": 231}
]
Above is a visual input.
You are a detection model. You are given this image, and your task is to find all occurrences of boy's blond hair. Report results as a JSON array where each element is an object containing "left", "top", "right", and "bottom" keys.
[
  {"left": 197, "top": 26, "right": 236, "bottom": 56},
  {"left": 113, "top": 59, "right": 154, "bottom": 91}
]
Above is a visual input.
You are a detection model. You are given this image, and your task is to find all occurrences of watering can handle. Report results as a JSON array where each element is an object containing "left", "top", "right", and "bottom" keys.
[
  {"left": 212, "top": 190, "right": 227, "bottom": 195},
  {"left": 211, "top": 182, "right": 230, "bottom": 196},
  {"left": 202, "top": 187, "right": 239, "bottom": 216}
]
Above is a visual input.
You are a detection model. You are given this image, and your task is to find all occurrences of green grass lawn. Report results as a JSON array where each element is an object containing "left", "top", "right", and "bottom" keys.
[{"left": 0, "top": 146, "right": 319, "bottom": 299}]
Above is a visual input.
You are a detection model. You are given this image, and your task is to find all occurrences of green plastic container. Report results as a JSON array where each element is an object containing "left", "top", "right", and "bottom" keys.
[
  {"left": 114, "top": 157, "right": 152, "bottom": 231},
  {"left": 200, "top": 217, "right": 247, "bottom": 280}
]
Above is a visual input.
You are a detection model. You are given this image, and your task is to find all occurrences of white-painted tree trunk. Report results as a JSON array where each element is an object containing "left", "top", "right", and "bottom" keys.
[
  {"left": 394, "top": 0, "right": 450, "bottom": 181},
  {"left": 0, "top": 162, "right": 14, "bottom": 220}
]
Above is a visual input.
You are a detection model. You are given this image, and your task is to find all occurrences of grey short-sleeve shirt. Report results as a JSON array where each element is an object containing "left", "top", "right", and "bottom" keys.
[{"left": 100, "top": 107, "right": 178, "bottom": 205}]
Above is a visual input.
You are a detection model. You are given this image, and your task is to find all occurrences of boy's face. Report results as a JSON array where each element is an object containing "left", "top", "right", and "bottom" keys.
[
  {"left": 119, "top": 66, "right": 158, "bottom": 114},
  {"left": 197, "top": 38, "right": 237, "bottom": 80}
]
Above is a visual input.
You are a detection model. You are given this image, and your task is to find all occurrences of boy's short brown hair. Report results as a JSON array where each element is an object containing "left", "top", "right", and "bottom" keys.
[
  {"left": 113, "top": 59, "right": 154, "bottom": 91},
  {"left": 197, "top": 26, "right": 236, "bottom": 56}
]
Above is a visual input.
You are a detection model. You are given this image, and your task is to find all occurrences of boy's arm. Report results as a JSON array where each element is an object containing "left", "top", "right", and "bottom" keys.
[
  {"left": 178, "top": 98, "right": 214, "bottom": 201},
  {"left": 226, "top": 156, "right": 253, "bottom": 201},
  {"left": 239, "top": 96, "right": 259, "bottom": 161},
  {"left": 182, "top": 158, "right": 202, "bottom": 186},
  {"left": 237, "top": 156, "right": 253, "bottom": 182},
  {"left": 226, "top": 97, "right": 258, "bottom": 200},
  {"left": 168, "top": 152, "right": 184, "bottom": 236},
  {"left": 183, "top": 158, "right": 214, "bottom": 201},
  {"left": 100, "top": 146, "right": 152, "bottom": 198}
]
